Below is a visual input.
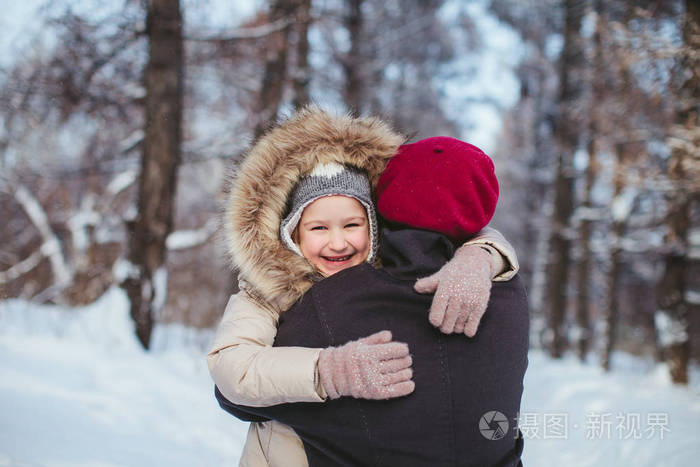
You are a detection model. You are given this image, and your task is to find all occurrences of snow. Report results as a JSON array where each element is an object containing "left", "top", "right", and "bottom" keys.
[
  {"left": 545, "top": 33, "right": 564, "bottom": 61},
  {"left": 0, "top": 288, "right": 245, "bottom": 467},
  {"left": 521, "top": 352, "right": 700, "bottom": 466},
  {"left": 112, "top": 258, "right": 140, "bottom": 283},
  {"left": 68, "top": 196, "right": 100, "bottom": 253},
  {"left": 152, "top": 267, "right": 168, "bottom": 316},
  {"left": 14, "top": 184, "right": 72, "bottom": 286},
  {"left": 1, "top": 290, "right": 699, "bottom": 466},
  {"left": 687, "top": 290, "right": 700, "bottom": 305},
  {"left": 165, "top": 219, "right": 218, "bottom": 251},
  {"left": 104, "top": 170, "right": 137, "bottom": 204},
  {"left": 611, "top": 186, "right": 637, "bottom": 222},
  {"left": 654, "top": 310, "right": 689, "bottom": 347},
  {"left": 166, "top": 230, "right": 210, "bottom": 251},
  {"left": 690, "top": 228, "right": 700, "bottom": 260}
]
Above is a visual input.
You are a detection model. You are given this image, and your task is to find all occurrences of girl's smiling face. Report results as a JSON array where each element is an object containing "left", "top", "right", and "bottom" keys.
[{"left": 296, "top": 195, "right": 371, "bottom": 276}]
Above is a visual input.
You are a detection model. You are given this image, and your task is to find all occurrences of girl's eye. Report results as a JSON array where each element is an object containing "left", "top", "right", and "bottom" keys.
[
  {"left": 345, "top": 223, "right": 360, "bottom": 228},
  {"left": 310, "top": 226, "right": 327, "bottom": 231}
]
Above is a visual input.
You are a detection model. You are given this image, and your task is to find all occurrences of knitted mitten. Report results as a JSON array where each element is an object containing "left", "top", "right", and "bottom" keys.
[
  {"left": 414, "top": 245, "right": 495, "bottom": 337},
  {"left": 318, "top": 330, "right": 415, "bottom": 400}
]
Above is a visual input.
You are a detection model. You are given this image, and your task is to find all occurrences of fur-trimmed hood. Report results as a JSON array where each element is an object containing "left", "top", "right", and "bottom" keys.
[{"left": 225, "top": 106, "right": 405, "bottom": 313}]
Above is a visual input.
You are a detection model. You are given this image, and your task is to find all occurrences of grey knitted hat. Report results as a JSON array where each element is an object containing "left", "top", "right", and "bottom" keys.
[{"left": 280, "top": 162, "right": 378, "bottom": 265}]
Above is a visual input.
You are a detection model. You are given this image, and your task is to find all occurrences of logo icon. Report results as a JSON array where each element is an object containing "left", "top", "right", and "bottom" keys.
[{"left": 479, "top": 411, "right": 509, "bottom": 440}]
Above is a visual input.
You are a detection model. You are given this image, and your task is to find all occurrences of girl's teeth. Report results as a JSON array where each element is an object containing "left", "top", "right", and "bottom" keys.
[{"left": 326, "top": 255, "right": 351, "bottom": 262}]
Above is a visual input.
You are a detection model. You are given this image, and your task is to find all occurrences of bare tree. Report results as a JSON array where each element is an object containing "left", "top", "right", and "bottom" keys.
[
  {"left": 601, "top": 142, "right": 633, "bottom": 371},
  {"left": 253, "top": 0, "right": 297, "bottom": 139},
  {"left": 598, "top": 1, "right": 659, "bottom": 371},
  {"left": 0, "top": 3, "right": 145, "bottom": 304},
  {"left": 343, "top": 0, "right": 364, "bottom": 116},
  {"left": 292, "top": 0, "right": 312, "bottom": 109},
  {"left": 488, "top": 0, "right": 698, "bottom": 365},
  {"left": 655, "top": 0, "right": 699, "bottom": 384},
  {"left": 120, "top": 0, "right": 184, "bottom": 349},
  {"left": 545, "top": 0, "right": 586, "bottom": 358},
  {"left": 574, "top": 0, "right": 609, "bottom": 362},
  {"left": 488, "top": 1, "right": 562, "bottom": 339}
]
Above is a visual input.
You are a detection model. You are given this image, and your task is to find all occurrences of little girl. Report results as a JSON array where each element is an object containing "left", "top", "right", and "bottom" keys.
[{"left": 207, "top": 107, "right": 518, "bottom": 465}]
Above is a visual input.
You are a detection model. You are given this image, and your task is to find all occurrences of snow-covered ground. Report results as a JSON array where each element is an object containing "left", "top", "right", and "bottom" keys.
[
  {"left": 0, "top": 289, "right": 246, "bottom": 466},
  {"left": 1, "top": 288, "right": 699, "bottom": 466},
  {"left": 521, "top": 351, "right": 700, "bottom": 466}
]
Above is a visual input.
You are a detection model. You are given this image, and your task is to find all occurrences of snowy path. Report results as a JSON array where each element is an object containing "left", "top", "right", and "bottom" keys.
[{"left": 1, "top": 289, "right": 699, "bottom": 466}]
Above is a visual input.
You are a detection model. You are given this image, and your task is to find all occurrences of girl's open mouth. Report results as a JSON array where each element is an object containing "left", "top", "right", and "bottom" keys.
[{"left": 322, "top": 254, "right": 354, "bottom": 262}]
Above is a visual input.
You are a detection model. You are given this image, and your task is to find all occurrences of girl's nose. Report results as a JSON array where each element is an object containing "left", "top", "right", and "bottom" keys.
[{"left": 328, "top": 230, "right": 347, "bottom": 250}]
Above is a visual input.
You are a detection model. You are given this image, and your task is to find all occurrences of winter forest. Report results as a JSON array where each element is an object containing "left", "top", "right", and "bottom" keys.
[{"left": 1, "top": 0, "right": 699, "bottom": 465}]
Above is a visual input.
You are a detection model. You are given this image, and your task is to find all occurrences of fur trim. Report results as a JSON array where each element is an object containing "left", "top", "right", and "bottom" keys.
[{"left": 225, "top": 106, "right": 405, "bottom": 313}]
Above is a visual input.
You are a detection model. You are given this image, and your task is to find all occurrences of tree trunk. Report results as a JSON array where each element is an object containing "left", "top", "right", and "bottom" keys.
[
  {"left": 525, "top": 69, "right": 553, "bottom": 338},
  {"left": 575, "top": 138, "right": 595, "bottom": 361},
  {"left": 253, "top": 0, "right": 295, "bottom": 139},
  {"left": 600, "top": 232, "right": 622, "bottom": 371},
  {"left": 601, "top": 156, "right": 627, "bottom": 371},
  {"left": 575, "top": 0, "right": 605, "bottom": 362},
  {"left": 600, "top": 238, "right": 621, "bottom": 371},
  {"left": 292, "top": 0, "right": 311, "bottom": 109},
  {"left": 657, "top": 250, "right": 691, "bottom": 384},
  {"left": 545, "top": 0, "right": 585, "bottom": 358},
  {"left": 656, "top": 0, "right": 699, "bottom": 385},
  {"left": 600, "top": 1, "right": 640, "bottom": 371},
  {"left": 343, "top": 0, "right": 364, "bottom": 116},
  {"left": 121, "top": 0, "right": 183, "bottom": 349}
]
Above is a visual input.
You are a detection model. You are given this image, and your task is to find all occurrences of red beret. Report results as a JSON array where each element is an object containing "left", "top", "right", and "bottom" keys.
[{"left": 376, "top": 136, "right": 499, "bottom": 241}]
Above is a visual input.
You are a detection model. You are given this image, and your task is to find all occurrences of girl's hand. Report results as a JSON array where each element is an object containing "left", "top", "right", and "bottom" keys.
[
  {"left": 318, "top": 330, "right": 415, "bottom": 400},
  {"left": 414, "top": 245, "right": 494, "bottom": 337}
]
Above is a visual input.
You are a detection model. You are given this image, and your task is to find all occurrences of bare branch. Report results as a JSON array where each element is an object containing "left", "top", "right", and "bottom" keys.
[
  {"left": 186, "top": 18, "right": 292, "bottom": 43},
  {"left": 13, "top": 184, "right": 73, "bottom": 286},
  {"left": 0, "top": 249, "right": 45, "bottom": 284},
  {"left": 166, "top": 217, "right": 218, "bottom": 251},
  {"left": 104, "top": 169, "right": 138, "bottom": 202}
]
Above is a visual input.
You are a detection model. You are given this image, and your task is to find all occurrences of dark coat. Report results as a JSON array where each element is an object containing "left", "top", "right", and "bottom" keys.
[{"left": 217, "top": 228, "right": 529, "bottom": 466}]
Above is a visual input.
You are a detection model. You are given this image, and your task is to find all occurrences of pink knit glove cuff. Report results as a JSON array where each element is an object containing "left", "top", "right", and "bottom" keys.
[
  {"left": 414, "top": 245, "right": 495, "bottom": 337},
  {"left": 318, "top": 330, "right": 415, "bottom": 400}
]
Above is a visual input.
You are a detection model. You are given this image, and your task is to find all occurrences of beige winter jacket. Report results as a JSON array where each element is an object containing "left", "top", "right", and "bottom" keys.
[{"left": 206, "top": 107, "right": 519, "bottom": 466}]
